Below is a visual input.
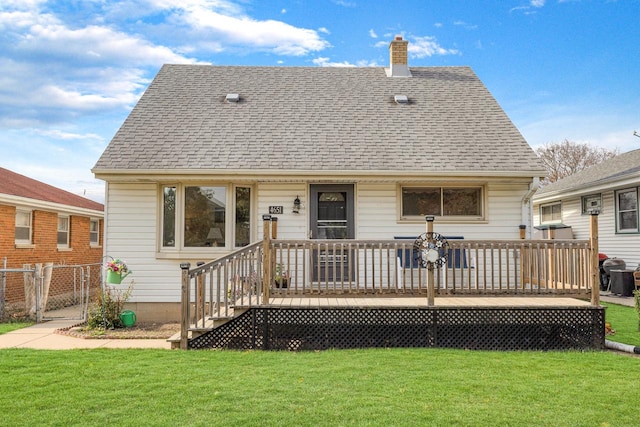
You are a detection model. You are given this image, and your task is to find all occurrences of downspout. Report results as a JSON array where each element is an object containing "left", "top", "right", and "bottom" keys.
[{"left": 521, "top": 177, "right": 541, "bottom": 239}]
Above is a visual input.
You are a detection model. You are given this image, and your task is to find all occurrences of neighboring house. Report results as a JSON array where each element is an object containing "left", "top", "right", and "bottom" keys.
[
  {"left": 532, "top": 148, "right": 640, "bottom": 268},
  {"left": 93, "top": 36, "right": 545, "bottom": 321},
  {"left": 0, "top": 167, "right": 104, "bottom": 303}
]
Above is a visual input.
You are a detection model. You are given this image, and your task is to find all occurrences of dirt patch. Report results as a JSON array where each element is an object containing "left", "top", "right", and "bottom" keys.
[{"left": 57, "top": 322, "right": 180, "bottom": 340}]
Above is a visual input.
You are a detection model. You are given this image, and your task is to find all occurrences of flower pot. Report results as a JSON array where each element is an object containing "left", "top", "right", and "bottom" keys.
[
  {"left": 106, "top": 270, "right": 130, "bottom": 284},
  {"left": 119, "top": 310, "right": 136, "bottom": 328},
  {"left": 107, "top": 270, "right": 122, "bottom": 284}
]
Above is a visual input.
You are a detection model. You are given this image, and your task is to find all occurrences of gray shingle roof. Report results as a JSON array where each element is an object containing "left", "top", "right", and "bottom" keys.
[
  {"left": 93, "top": 65, "right": 544, "bottom": 176},
  {"left": 535, "top": 148, "right": 640, "bottom": 198}
]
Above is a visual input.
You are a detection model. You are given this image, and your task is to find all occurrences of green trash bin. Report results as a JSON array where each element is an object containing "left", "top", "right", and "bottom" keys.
[{"left": 119, "top": 310, "right": 136, "bottom": 328}]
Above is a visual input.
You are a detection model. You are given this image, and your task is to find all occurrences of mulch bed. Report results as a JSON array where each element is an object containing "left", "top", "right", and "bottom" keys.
[{"left": 56, "top": 322, "right": 180, "bottom": 340}]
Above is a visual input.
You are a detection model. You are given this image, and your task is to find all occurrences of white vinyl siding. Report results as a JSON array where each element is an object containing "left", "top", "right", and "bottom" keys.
[
  {"left": 106, "top": 179, "right": 535, "bottom": 304},
  {"left": 105, "top": 183, "right": 182, "bottom": 303}
]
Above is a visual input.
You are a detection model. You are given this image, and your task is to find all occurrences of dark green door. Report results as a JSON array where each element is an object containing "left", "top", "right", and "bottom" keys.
[{"left": 309, "top": 184, "right": 355, "bottom": 283}]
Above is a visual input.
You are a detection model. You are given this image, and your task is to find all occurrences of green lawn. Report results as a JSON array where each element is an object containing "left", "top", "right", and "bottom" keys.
[
  {"left": 0, "top": 322, "right": 33, "bottom": 335},
  {"left": 0, "top": 348, "right": 639, "bottom": 426},
  {"left": 603, "top": 302, "right": 640, "bottom": 347}
]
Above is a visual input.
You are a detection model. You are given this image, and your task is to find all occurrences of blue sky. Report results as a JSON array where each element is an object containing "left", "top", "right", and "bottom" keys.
[{"left": 1, "top": 0, "right": 638, "bottom": 203}]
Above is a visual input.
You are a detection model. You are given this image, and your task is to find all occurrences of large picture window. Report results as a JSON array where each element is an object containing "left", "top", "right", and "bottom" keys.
[
  {"left": 401, "top": 186, "right": 483, "bottom": 220},
  {"left": 185, "top": 186, "right": 226, "bottom": 247},
  {"left": 161, "top": 184, "right": 252, "bottom": 250},
  {"left": 616, "top": 188, "right": 638, "bottom": 233},
  {"left": 540, "top": 202, "right": 562, "bottom": 224}
]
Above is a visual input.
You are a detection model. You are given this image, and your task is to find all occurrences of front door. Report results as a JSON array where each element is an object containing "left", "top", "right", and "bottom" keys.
[{"left": 309, "top": 184, "right": 355, "bottom": 283}]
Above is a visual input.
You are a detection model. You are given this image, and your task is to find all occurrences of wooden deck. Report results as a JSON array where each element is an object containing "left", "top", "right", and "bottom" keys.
[{"left": 263, "top": 296, "right": 592, "bottom": 309}]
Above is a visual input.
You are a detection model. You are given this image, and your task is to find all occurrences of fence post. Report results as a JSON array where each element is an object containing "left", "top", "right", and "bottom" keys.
[
  {"left": 1, "top": 258, "right": 6, "bottom": 320},
  {"left": 271, "top": 216, "right": 278, "bottom": 239},
  {"left": 180, "top": 262, "right": 191, "bottom": 350},
  {"left": 589, "top": 211, "right": 600, "bottom": 306},
  {"left": 262, "top": 215, "right": 272, "bottom": 303},
  {"left": 195, "top": 261, "right": 204, "bottom": 327}
]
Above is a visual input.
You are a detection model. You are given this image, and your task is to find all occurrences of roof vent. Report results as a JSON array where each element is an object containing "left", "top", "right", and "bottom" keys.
[
  {"left": 394, "top": 95, "right": 409, "bottom": 104},
  {"left": 225, "top": 93, "right": 240, "bottom": 103}
]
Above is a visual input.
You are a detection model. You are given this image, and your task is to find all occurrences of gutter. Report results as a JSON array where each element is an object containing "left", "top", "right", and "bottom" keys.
[{"left": 521, "top": 177, "right": 541, "bottom": 238}]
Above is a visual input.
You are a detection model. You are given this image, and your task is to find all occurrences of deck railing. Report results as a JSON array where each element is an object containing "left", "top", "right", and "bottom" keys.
[
  {"left": 180, "top": 242, "right": 263, "bottom": 348},
  {"left": 267, "top": 239, "right": 594, "bottom": 295},
  {"left": 179, "top": 238, "right": 598, "bottom": 348}
]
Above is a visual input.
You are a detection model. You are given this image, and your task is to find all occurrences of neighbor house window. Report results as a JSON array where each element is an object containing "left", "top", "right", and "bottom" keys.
[
  {"left": 581, "top": 194, "right": 602, "bottom": 215},
  {"left": 57, "top": 215, "right": 70, "bottom": 248},
  {"left": 15, "top": 210, "right": 32, "bottom": 244},
  {"left": 401, "top": 186, "right": 483, "bottom": 220},
  {"left": 616, "top": 188, "right": 638, "bottom": 233},
  {"left": 90, "top": 219, "right": 100, "bottom": 246},
  {"left": 161, "top": 184, "right": 252, "bottom": 250},
  {"left": 540, "top": 202, "right": 562, "bottom": 223}
]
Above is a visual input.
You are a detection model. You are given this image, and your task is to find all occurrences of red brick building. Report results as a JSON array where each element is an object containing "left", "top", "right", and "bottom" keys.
[{"left": 0, "top": 167, "right": 104, "bottom": 303}]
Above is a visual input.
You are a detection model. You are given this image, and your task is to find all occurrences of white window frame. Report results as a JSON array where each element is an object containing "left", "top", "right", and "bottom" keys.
[
  {"left": 57, "top": 215, "right": 70, "bottom": 249},
  {"left": 615, "top": 188, "right": 638, "bottom": 233},
  {"left": 89, "top": 219, "right": 100, "bottom": 247},
  {"left": 581, "top": 194, "right": 602, "bottom": 215},
  {"left": 15, "top": 209, "right": 32, "bottom": 245},
  {"left": 159, "top": 183, "right": 254, "bottom": 254},
  {"left": 398, "top": 184, "right": 486, "bottom": 222},
  {"left": 540, "top": 202, "right": 562, "bottom": 224}
]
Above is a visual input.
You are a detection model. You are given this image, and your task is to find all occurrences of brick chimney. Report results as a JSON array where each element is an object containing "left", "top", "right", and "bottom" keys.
[{"left": 387, "top": 35, "right": 411, "bottom": 77}]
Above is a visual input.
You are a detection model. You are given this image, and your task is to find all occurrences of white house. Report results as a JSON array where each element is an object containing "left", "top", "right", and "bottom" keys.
[
  {"left": 93, "top": 37, "right": 545, "bottom": 321},
  {"left": 532, "top": 148, "right": 640, "bottom": 270}
]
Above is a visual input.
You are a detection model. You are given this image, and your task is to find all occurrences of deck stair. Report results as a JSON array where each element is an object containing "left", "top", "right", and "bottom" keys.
[{"left": 167, "top": 305, "right": 249, "bottom": 349}]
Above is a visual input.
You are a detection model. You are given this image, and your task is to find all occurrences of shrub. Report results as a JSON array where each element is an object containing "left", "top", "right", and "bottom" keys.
[{"left": 87, "top": 282, "right": 133, "bottom": 330}]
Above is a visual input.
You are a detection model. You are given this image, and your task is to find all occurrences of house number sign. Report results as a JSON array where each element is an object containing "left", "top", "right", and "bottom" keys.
[{"left": 269, "top": 206, "right": 283, "bottom": 215}]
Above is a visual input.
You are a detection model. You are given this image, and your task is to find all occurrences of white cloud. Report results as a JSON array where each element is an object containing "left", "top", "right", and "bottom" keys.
[
  {"left": 153, "top": 1, "right": 330, "bottom": 56},
  {"left": 369, "top": 29, "right": 377, "bottom": 38},
  {"left": 313, "top": 57, "right": 356, "bottom": 67},
  {"left": 409, "top": 36, "right": 460, "bottom": 57},
  {"left": 34, "top": 129, "right": 104, "bottom": 141},
  {"left": 453, "top": 20, "right": 478, "bottom": 30},
  {"left": 313, "top": 57, "right": 378, "bottom": 67},
  {"left": 531, "top": 0, "right": 546, "bottom": 7}
]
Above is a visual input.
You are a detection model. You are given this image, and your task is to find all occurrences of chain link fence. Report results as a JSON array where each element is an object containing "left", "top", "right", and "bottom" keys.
[{"left": 1, "top": 259, "right": 102, "bottom": 322}]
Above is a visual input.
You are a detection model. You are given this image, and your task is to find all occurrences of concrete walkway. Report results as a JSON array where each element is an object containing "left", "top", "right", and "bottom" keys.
[
  {"left": 600, "top": 292, "right": 636, "bottom": 307},
  {"left": 0, "top": 319, "right": 171, "bottom": 350}
]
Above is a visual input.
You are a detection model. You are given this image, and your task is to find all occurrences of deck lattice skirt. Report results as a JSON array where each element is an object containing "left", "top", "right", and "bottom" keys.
[{"left": 189, "top": 306, "right": 605, "bottom": 351}]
